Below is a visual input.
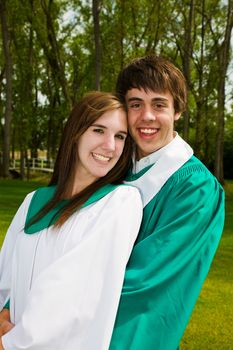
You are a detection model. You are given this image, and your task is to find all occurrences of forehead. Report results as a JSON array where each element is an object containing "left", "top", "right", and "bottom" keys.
[
  {"left": 93, "top": 108, "right": 128, "bottom": 130},
  {"left": 126, "top": 88, "right": 174, "bottom": 103}
]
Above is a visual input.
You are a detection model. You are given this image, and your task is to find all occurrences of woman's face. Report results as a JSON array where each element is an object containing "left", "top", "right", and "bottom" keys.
[{"left": 75, "top": 108, "right": 128, "bottom": 184}]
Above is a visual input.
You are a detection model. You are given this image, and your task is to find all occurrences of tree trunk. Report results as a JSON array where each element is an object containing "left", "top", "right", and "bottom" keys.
[
  {"left": 181, "top": 0, "right": 194, "bottom": 142},
  {"left": 214, "top": 0, "right": 233, "bottom": 183},
  {"left": 118, "top": 0, "right": 125, "bottom": 70},
  {"left": 92, "top": 0, "right": 101, "bottom": 90},
  {"left": 194, "top": 0, "right": 206, "bottom": 159},
  {"left": 0, "top": 0, "right": 13, "bottom": 178},
  {"left": 20, "top": 149, "right": 25, "bottom": 180},
  {"left": 22, "top": 0, "right": 71, "bottom": 108}
]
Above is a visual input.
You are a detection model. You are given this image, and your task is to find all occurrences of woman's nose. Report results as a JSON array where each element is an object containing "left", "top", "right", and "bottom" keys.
[{"left": 102, "top": 135, "right": 115, "bottom": 151}]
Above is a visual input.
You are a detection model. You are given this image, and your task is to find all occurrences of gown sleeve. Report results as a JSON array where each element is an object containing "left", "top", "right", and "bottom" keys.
[
  {"left": 109, "top": 167, "right": 225, "bottom": 350},
  {"left": 0, "top": 192, "right": 34, "bottom": 310},
  {"left": 2, "top": 186, "right": 143, "bottom": 350}
]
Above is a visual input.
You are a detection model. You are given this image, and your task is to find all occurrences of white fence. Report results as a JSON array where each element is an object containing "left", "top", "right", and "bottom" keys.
[{"left": 10, "top": 158, "right": 54, "bottom": 173}]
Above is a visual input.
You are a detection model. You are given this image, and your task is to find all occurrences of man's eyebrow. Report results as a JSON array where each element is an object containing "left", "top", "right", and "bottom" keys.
[
  {"left": 151, "top": 97, "right": 169, "bottom": 102},
  {"left": 127, "top": 97, "right": 143, "bottom": 102},
  {"left": 127, "top": 97, "right": 169, "bottom": 102}
]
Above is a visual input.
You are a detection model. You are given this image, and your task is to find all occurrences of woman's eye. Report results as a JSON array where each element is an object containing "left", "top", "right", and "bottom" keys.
[
  {"left": 93, "top": 128, "right": 104, "bottom": 134},
  {"left": 115, "top": 134, "right": 126, "bottom": 140}
]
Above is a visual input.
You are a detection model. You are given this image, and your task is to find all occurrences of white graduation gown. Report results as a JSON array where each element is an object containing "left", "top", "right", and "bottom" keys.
[{"left": 0, "top": 186, "right": 142, "bottom": 350}]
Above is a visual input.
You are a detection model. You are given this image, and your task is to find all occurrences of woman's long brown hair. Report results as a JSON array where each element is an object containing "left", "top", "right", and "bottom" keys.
[{"left": 26, "top": 91, "right": 133, "bottom": 228}]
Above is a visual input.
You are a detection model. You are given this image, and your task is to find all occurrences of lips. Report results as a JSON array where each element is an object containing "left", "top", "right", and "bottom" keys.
[
  {"left": 138, "top": 127, "right": 159, "bottom": 138},
  {"left": 92, "top": 152, "right": 111, "bottom": 162}
]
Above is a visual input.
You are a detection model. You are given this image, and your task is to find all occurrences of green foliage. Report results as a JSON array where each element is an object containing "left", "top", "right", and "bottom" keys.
[{"left": 0, "top": 0, "right": 232, "bottom": 177}]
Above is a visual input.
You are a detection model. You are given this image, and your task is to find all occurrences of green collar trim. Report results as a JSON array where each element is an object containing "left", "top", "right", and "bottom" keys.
[
  {"left": 125, "top": 163, "right": 154, "bottom": 181},
  {"left": 25, "top": 184, "right": 121, "bottom": 234}
]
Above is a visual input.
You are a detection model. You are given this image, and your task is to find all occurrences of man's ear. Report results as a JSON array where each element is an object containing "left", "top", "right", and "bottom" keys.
[{"left": 174, "top": 112, "right": 181, "bottom": 121}]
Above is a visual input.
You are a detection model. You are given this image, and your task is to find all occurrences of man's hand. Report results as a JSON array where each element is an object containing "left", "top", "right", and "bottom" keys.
[
  {"left": 0, "top": 309, "right": 10, "bottom": 324},
  {"left": 0, "top": 336, "right": 4, "bottom": 349},
  {"left": 0, "top": 309, "right": 14, "bottom": 336},
  {"left": 0, "top": 319, "right": 14, "bottom": 336}
]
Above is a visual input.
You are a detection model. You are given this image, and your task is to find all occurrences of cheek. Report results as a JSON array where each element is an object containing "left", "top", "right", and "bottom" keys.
[
  {"left": 116, "top": 142, "right": 125, "bottom": 158},
  {"left": 127, "top": 111, "right": 138, "bottom": 127}
]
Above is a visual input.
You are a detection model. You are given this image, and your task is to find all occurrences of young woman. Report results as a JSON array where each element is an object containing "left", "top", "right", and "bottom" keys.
[{"left": 0, "top": 92, "right": 142, "bottom": 349}]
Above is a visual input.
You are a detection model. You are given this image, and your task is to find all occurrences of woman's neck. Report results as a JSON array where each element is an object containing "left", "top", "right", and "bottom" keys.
[{"left": 65, "top": 173, "right": 96, "bottom": 198}]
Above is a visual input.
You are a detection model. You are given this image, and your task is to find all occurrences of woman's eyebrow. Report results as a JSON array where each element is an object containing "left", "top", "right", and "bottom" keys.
[
  {"left": 91, "top": 123, "right": 106, "bottom": 128},
  {"left": 91, "top": 124, "right": 127, "bottom": 134}
]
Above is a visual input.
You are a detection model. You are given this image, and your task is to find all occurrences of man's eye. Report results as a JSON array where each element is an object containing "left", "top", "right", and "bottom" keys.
[
  {"left": 153, "top": 103, "right": 165, "bottom": 109},
  {"left": 128, "top": 103, "right": 141, "bottom": 109}
]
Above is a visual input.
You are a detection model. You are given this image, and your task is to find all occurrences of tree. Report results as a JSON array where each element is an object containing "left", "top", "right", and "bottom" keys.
[
  {"left": 92, "top": 0, "right": 101, "bottom": 90},
  {"left": 0, "top": 0, "right": 13, "bottom": 178},
  {"left": 174, "top": 0, "right": 195, "bottom": 142},
  {"left": 0, "top": 0, "right": 232, "bottom": 180},
  {"left": 214, "top": 0, "right": 233, "bottom": 183}
]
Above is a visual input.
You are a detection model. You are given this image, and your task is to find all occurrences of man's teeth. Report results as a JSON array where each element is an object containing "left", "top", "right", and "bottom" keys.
[
  {"left": 140, "top": 128, "right": 157, "bottom": 134},
  {"left": 92, "top": 153, "right": 110, "bottom": 161}
]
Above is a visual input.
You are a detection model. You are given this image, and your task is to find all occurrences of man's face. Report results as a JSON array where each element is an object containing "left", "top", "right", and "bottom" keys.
[{"left": 126, "top": 88, "right": 181, "bottom": 160}]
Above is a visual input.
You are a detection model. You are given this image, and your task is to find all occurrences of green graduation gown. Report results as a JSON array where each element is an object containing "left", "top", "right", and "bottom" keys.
[{"left": 109, "top": 156, "right": 225, "bottom": 350}]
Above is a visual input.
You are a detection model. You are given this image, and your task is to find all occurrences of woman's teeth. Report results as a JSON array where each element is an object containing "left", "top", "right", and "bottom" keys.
[{"left": 92, "top": 153, "right": 110, "bottom": 161}]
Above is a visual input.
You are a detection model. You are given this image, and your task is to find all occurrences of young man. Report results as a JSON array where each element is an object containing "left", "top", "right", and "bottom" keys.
[{"left": 109, "top": 55, "right": 225, "bottom": 350}]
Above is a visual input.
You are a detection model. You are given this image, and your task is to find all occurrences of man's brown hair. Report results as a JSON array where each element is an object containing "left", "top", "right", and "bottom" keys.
[{"left": 116, "top": 55, "right": 187, "bottom": 113}]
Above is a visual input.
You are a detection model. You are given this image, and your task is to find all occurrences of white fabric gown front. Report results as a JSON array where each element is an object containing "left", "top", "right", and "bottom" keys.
[{"left": 0, "top": 186, "right": 142, "bottom": 350}]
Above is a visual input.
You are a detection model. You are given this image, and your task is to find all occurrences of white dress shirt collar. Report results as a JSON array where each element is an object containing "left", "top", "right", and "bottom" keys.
[{"left": 132, "top": 132, "right": 179, "bottom": 174}]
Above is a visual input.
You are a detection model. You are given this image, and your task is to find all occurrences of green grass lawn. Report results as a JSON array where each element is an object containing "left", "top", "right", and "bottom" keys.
[
  {"left": 0, "top": 176, "right": 49, "bottom": 244},
  {"left": 0, "top": 178, "right": 232, "bottom": 348},
  {"left": 181, "top": 180, "right": 233, "bottom": 349}
]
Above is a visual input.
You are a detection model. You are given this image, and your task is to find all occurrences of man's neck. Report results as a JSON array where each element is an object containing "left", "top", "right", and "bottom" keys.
[{"left": 132, "top": 133, "right": 178, "bottom": 174}]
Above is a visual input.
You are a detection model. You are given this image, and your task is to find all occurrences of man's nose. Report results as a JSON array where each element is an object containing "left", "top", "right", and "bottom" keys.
[{"left": 142, "top": 107, "right": 156, "bottom": 122}]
